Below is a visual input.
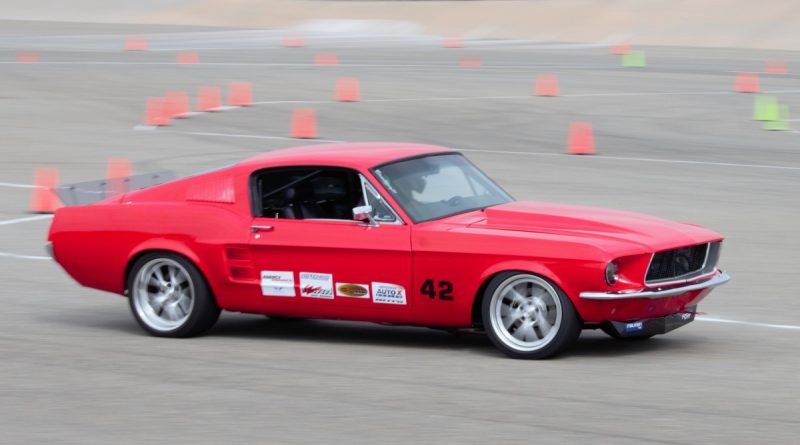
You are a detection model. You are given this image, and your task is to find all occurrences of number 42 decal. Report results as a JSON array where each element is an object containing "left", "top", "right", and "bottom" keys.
[{"left": 420, "top": 279, "right": 454, "bottom": 301}]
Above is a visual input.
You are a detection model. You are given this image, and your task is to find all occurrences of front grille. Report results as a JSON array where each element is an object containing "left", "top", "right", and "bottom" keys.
[{"left": 646, "top": 243, "right": 711, "bottom": 284}]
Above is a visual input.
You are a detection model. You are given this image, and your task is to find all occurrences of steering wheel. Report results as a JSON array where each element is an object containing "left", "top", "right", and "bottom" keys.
[{"left": 445, "top": 195, "right": 463, "bottom": 207}]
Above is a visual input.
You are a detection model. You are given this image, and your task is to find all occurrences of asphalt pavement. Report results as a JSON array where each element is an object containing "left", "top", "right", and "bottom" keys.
[{"left": 1, "top": 20, "right": 799, "bottom": 444}]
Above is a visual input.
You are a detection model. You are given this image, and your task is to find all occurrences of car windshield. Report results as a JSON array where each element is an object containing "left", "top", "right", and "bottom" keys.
[{"left": 372, "top": 153, "right": 513, "bottom": 223}]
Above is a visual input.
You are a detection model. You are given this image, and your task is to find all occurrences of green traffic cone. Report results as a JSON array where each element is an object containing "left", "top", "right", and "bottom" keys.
[
  {"left": 763, "top": 104, "right": 789, "bottom": 131},
  {"left": 753, "top": 95, "right": 779, "bottom": 121},
  {"left": 622, "top": 51, "right": 646, "bottom": 68}
]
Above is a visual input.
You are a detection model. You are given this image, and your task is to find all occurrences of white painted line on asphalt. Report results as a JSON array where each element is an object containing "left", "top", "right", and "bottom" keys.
[
  {"left": 133, "top": 124, "right": 158, "bottom": 131},
  {"left": 138, "top": 128, "right": 799, "bottom": 171},
  {"left": 697, "top": 316, "right": 800, "bottom": 331},
  {"left": 458, "top": 148, "right": 800, "bottom": 171},
  {"left": 0, "top": 182, "right": 42, "bottom": 189},
  {"left": 159, "top": 130, "right": 344, "bottom": 144},
  {"left": 0, "top": 252, "right": 51, "bottom": 261},
  {"left": 0, "top": 215, "right": 53, "bottom": 226}
]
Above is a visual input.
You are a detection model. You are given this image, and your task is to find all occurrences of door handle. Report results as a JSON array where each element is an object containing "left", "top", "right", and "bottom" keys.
[{"left": 251, "top": 225, "right": 274, "bottom": 233}]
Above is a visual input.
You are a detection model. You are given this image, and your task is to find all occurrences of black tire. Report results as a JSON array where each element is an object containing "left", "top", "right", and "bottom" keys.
[
  {"left": 265, "top": 315, "right": 304, "bottom": 321},
  {"left": 128, "top": 252, "right": 220, "bottom": 337},
  {"left": 482, "top": 271, "right": 581, "bottom": 359}
]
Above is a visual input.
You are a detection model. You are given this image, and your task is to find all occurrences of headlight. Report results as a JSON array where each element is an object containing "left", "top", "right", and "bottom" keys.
[{"left": 605, "top": 261, "right": 619, "bottom": 286}]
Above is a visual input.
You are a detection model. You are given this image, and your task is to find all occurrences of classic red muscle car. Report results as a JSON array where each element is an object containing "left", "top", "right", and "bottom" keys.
[{"left": 48, "top": 143, "right": 729, "bottom": 359}]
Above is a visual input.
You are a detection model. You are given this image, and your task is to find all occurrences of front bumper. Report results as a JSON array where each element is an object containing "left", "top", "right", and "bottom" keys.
[
  {"left": 603, "top": 307, "right": 696, "bottom": 337},
  {"left": 579, "top": 271, "right": 730, "bottom": 300}
]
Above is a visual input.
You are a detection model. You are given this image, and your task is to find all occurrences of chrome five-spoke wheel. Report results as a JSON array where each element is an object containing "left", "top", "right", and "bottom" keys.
[
  {"left": 128, "top": 252, "right": 220, "bottom": 337},
  {"left": 482, "top": 272, "right": 580, "bottom": 359},
  {"left": 132, "top": 258, "right": 195, "bottom": 332}
]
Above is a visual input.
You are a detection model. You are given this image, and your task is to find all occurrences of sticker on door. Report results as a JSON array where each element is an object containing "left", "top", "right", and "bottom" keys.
[
  {"left": 300, "top": 272, "right": 334, "bottom": 299},
  {"left": 261, "top": 271, "right": 295, "bottom": 297},
  {"left": 336, "top": 283, "right": 370, "bottom": 298},
  {"left": 371, "top": 282, "right": 407, "bottom": 305}
]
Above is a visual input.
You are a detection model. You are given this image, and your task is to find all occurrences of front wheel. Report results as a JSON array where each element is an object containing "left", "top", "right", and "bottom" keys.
[
  {"left": 128, "top": 252, "right": 220, "bottom": 337},
  {"left": 482, "top": 272, "right": 581, "bottom": 359}
]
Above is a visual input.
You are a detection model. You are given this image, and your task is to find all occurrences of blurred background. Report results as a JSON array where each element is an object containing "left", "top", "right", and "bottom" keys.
[{"left": 1, "top": 1, "right": 799, "bottom": 444}]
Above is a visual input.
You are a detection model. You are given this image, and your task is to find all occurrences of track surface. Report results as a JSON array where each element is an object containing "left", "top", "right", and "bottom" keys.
[{"left": 1, "top": 21, "right": 799, "bottom": 444}]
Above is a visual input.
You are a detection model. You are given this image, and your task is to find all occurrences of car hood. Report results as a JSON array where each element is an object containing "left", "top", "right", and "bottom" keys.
[{"left": 469, "top": 201, "right": 722, "bottom": 253}]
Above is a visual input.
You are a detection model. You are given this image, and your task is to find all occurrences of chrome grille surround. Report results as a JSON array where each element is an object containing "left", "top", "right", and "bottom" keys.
[{"left": 645, "top": 241, "right": 721, "bottom": 286}]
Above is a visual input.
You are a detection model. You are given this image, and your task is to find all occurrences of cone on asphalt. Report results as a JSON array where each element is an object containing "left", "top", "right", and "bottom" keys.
[
  {"left": 609, "top": 43, "right": 631, "bottom": 55},
  {"left": 165, "top": 91, "right": 190, "bottom": 118},
  {"left": 622, "top": 51, "right": 646, "bottom": 68},
  {"left": 335, "top": 78, "right": 360, "bottom": 102},
  {"left": 764, "top": 60, "right": 788, "bottom": 74},
  {"left": 442, "top": 37, "right": 464, "bottom": 48},
  {"left": 763, "top": 104, "right": 790, "bottom": 131},
  {"left": 29, "top": 168, "right": 61, "bottom": 213},
  {"left": 16, "top": 51, "right": 39, "bottom": 63},
  {"left": 753, "top": 95, "right": 779, "bottom": 121},
  {"left": 144, "top": 97, "right": 170, "bottom": 126},
  {"left": 534, "top": 74, "right": 560, "bottom": 97},
  {"left": 228, "top": 81, "right": 253, "bottom": 106},
  {"left": 290, "top": 109, "right": 318, "bottom": 139},
  {"left": 459, "top": 56, "right": 481, "bottom": 68},
  {"left": 283, "top": 34, "right": 305, "bottom": 48},
  {"left": 106, "top": 158, "right": 132, "bottom": 196},
  {"left": 315, "top": 53, "right": 338, "bottom": 65},
  {"left": 567, "top": 122, "right": 595, "bottom": 155},
  {"left": 176, "top": 52, "right": 199, "bottom": 64},
  {"left": 735, "top": 72, "right": 760, "bottom": 93},
  {"left": 124, "top": 36, "right": 147, "bottom": 51},
  {"left": 197, "top": 86, "right": 222, "bottom": 112}
]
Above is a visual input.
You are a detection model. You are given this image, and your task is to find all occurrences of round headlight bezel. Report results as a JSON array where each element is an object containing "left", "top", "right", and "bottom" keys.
[{"left": 605, "top": 261, "right": 620, "bottom": 286}]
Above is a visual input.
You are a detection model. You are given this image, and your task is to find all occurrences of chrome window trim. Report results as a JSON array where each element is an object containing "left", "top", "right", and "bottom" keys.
[
  {"left": 359, "top": 174, "right": 404, "bottom": 225},
  {"left": 580, "top": 271, "right": 730, "bottom": 300}
]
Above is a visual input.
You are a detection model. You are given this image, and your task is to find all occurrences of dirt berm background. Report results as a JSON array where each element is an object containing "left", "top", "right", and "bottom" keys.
[{"left": 2, "top": 0, "right": 799, "bottom": 50}]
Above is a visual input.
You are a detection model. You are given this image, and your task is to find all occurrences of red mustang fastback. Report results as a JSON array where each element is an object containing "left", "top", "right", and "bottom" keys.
[{"left": 48, "top": 143, "right": 729, "bottom": 359}]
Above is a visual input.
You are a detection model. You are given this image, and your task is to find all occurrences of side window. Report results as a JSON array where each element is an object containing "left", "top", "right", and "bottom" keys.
[
  {"left": 254, "top": 167, "right": 363, "bottom": 220},
  {"left": 361, "top": 178, "right": 397, "bottom": 223}
]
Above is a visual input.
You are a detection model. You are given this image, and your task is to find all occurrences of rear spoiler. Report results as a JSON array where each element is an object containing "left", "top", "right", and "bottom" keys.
[{"left": 54, "top": 171, "right": 177, "bottom": 206}]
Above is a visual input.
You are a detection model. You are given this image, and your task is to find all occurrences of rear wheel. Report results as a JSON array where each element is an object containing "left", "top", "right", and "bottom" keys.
[
  {"left": 482, "top": 272, "right": 580, "bottom": 359},
  {"left": 128, "top": 252, "right": 220, "bottom": 337}
]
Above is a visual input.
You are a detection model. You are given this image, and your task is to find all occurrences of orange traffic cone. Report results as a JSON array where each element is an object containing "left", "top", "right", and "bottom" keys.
[
  {"left": 197, "top": 86, "right": 222, "bottom": 112},
  {"left": 609, "top": 43, "right": 631, "bottom": 55},
  {"left": 315, "top": 53, "right": 338, "bottom": 65},
  {"left": 124, "top": 36, "right": 147, "bottom": 51},
  {"left": 165, "top": 91, "right": 190, "bottom": 118},
  {"left": 107, "top": 158, "right": 132, "bottom": 180},
  {"left": 283, "top": 34, "right": 305, "bottom": 48},
  {"left": 144, "top": 97, "right": 170, "bottom": 126},
  {"left": 106, "top": 158, "right": 132, "bottom": 196},
  {"left": 535, "top": 74, "right": 560, "bottom": 97},
  {"left": 735, "top": 72, "right": 760, "bottom": 93},
  {"left": 764, "top": 60, "right": 788, "bottom": 74},
  {"left": 228, "top": 81, "right": 253, "bottom": 106},
  {"left": 442, "top": 37, "right": 464, "bottom": 48},
  {"left": 290, "top": 109, "right": 318, "bottom": 139},
  {"left": 30, "top": 168, "right": 61, "bottom": 213},
  {"left": 459, "top": 56, "right": 481, "bottom": 68},
  {"left": 567, "top": 122, "right": 595, "bottom": 155},
  {"left": 176, "top": 52, "right": 199, "bottom": 64},
  {"left": 16, "top": 51, "right": 39, "bottom": 63},
  {"left": 335, "top": 78, "right": 360, "bottom": 102}
]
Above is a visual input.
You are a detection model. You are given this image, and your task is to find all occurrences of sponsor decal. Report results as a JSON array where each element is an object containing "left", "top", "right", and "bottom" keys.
[
  {"left": 261, "top": 271, "right": 295, "bottom": 297},
  {"left": 371, "top": 282, "right": 407, "bottom": 305},
  {"left": 299, "top": 272, "right": 334, "bottom": 299},
  {"left": 336, "top": 283, "right": 370, "bottom": 298},
  {"left": 625, "top": 321, "right": 644, "bottom": 333}
]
